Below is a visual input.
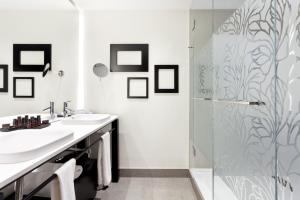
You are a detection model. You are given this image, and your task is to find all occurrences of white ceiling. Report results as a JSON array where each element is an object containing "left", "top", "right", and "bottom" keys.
[
  {"left": 74, "top": 0, "right": 192, "bottom": 10},
  {"left": 0, "top": 0, "right": 244, "bottom": 10},
  {"left": 73, "top": 0, "right": 244, "bottom": 10},
  {"left": 0, "top": 0, "right": 75, "bottom": 10},
  {"left": 191, "top": 0, "right": 245, "bottom": 9}
]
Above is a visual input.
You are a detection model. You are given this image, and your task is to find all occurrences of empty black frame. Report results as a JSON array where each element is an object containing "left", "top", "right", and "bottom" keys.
[
  {"left": 110, "top": 44, "right": 149, "bottom": 72},
  {"left": 0, "top": 65, "right": 8, "bottom": 92},
  {"left": 127, "top": 77, "right": 149, "bottom": 99},
  {"left": 155, "top": 65, "right": 179, "bottom": 93},
  {"left": 13, "top": 44, "right": 52, "bottom": 72},
  {"left": 13, "top": 77, "right": 35, "bottom": 98}
]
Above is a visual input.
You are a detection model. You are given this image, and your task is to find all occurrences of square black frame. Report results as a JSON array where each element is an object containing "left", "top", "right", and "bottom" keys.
[
  {"left": 13, "top": 77, "right": 35, "bottom": 98},
  {"left": 0, "top": 65, "right": 8, "bottom": 92},
  {"left": 13, "top": 44, "right": 52, "bottom": 72},
  {"left": 155, "top": 65, "right": 179, "bottom": 93},
  {"left": 110, "top": 44, "right": 149, "bottom": 72},
  {"left": 127, "top": 77, "right": 149, "bottom": 99}
]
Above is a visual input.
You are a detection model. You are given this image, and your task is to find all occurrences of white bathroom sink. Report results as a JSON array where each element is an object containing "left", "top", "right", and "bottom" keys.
[
  {"left": 61, "top": 114, "right": 111, "bottom": 125},
  {"left": 0, "top": 129, "right": 74, "bottom": 164}
]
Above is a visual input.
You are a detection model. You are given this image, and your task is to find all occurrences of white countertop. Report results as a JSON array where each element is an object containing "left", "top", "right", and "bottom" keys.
[{"left": 0, "top": 115, "right": 118, "bottom": 189}]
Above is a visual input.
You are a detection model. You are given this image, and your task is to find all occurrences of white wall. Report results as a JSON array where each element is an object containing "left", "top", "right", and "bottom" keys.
[
  {"left": 0, "top": 10, "right": 79, "bottom": 116},
  {"left": 83, "top": 10, "right": 190, "bottom": 169}
]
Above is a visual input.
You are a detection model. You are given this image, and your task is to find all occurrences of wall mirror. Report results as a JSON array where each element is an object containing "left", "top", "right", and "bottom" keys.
[{"left": 93, "top": 63, "right": 108, "bottom": 78}]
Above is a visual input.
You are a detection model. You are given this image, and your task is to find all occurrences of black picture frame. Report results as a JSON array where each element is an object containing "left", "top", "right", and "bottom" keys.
[
  {"left": 127, "top": 77, "right": 149, "bottom": 99},
  {"left": 13, "top": 44, "right": 52, "bottom": 72},
  {"left": 155, "top": 65, "right": 179, "bottom": 93},
  {"left": 13, "top": 77, "right": 35, "bottom": 98},
  {"left": 0, "top": 65, "right": 8, "bottom": 93},
  {"left": 110, "top": 44, "right": 149, "bottom": 72}
]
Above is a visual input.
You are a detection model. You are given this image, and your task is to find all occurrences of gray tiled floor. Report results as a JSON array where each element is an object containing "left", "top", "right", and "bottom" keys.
[{"left": 96, "top": 177, "right": 197, "bottom": 200}]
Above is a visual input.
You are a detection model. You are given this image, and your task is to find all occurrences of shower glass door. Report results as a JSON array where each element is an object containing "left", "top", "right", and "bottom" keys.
[
  {"left": 189, "top": 3, "right": 214, "bottom": 198},
  {"left": 275, "top": 0, "right": 300, "bottom": 199},
  {"left": 190, "top": 0, "right": 300, "bottom": 199},
  {"left": 190, "top": 0, "right": 300, "bottom": 200},
  {"left": 212, "top": 0, "right": 277, "bottom": 199}
]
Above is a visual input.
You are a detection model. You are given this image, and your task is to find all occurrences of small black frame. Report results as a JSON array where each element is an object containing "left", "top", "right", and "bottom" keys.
[
  {"left": 127, "top": 77, "right": 149, "bottom": 99},
  {"left": 0, "top": 65, "right": 8, "bottom": 92},
  {"left": 13, "top": 77, "right": 35, "bottom": 98},
  {"left": 155, "top": 65, "right": 179, "bottom": 93},
  {"left": 110, "top": 44, "right": 149, "bottom": 72},
  {"left": 13, "top": 44, "right": 52, "bottom": 72}
]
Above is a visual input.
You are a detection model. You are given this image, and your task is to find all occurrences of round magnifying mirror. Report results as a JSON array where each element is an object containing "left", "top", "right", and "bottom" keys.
[{"left": 93, "top": 63, "right": 108, "bottom": 78}]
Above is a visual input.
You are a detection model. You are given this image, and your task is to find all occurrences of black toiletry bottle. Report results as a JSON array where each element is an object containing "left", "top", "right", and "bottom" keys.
[
  {"left": 37, "top": 115, "right": 41, "bottom": 126},
  {"left": 27, "top": 119, "right": 31, "bottom": 129},
  {"left": 25, "top": 115, "right": 29, "bottom": 123},
  {"left": 31, "top": 117, "right": 35, "bottom": 128},
  {"left": 17, "top": 116, "right": 22, "bottom": 127},
  {"left": 13, "top": 119, "right": 17, "bottom": 127},
  {"left": 21, "top": 118, "right": 25, "bottom": 128}
]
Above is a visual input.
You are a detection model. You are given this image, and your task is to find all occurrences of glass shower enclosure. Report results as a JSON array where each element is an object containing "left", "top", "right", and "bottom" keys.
[{"left": 190, "top": 0, "right": 300, "bottom": 199}]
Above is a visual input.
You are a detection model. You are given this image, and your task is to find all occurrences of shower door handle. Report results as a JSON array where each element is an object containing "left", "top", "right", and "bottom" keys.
[
  {"left": 193, "top": 98, "right": 266, "bottom": 106},
  {"left": 249, "top": 101, "right": 266, "bottom": 106}
]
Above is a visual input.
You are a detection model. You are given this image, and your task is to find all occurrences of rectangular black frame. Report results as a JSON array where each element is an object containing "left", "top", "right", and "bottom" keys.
[
  {"left": 13, "top": 44, "right": 52, "bottom": 72},
  {"left": 13, "top": 77, "right": 35, "bottom": 98},
  {"left": 155, "top": 65, "right": 179, "bottom": 93},
  {"left": 127, "top": 77, "right": 149, "bottom": 99},
  {"left": 0, "top": 65, "right": 8, "bottom": 92},
  {"left": 110, "top": 44, "right": 149, "bottom": 72}
]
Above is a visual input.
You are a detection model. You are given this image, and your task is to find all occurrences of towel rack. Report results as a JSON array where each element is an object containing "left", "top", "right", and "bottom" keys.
[{"left": 21, "top": 129, "right": 115, "bottom": 200}]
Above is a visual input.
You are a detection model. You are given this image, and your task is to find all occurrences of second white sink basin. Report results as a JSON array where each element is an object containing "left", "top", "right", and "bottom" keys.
[
  {"left": 61, "top": 114, "right": 111, "bottom": 125},
  {"left": 0, "top": 129, "right": 74, "bottom": 164}
]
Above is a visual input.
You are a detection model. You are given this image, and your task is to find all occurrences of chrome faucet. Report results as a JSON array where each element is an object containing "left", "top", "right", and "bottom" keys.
[
  {"left": 63, "top": 101, "right": 73, "bottom": 117},
  {"left": 43, "top": 101, "right": 55, "bottom": 119}
]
